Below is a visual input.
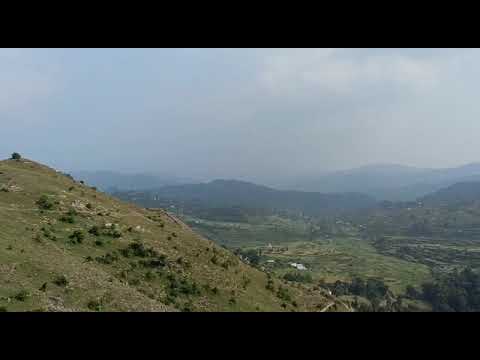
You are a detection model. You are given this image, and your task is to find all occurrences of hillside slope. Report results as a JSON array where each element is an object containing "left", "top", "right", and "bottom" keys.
[
  {"left": 421, "top": 181, "right": 480, "bottom": 205},
  {"left": 0, "top": 158, "right": 345, "bottom": 312}
]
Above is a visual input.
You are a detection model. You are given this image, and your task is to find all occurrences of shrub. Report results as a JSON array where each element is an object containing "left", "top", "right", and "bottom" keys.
[
  {"left": 88, "top": 226, "right": 100, "bottom": 236},
  {"left": 283, "top": 271, "right": 313, "bottom": 283},
  {"left": 53, "top": 275, "right": 69, "bottom": 287},
  {"left": 14, "top": 290, "right": 29, "bottom": 302},
  {"left": 67, "top": 208, "right": 77, "bottom": 216},
  {"left": 11, "top": 152, "right": 21, "bottom": 160},
  {"left": 266, "top": 277, "right": 275, "bottom": 291},
  {"left": 0, "top": 306, "right": 8, "bottom": 312},
  {"left": 36, "top": 195, "right": 54, "bottom": 210},
  {"left": 121, "top": 242, "right": 158, "bottom": 258},
  {"left": 95, "top": 252, "right": 118, "bottom": 265},
  {"left": 139, "top": 256, "right": 167, "bottom": 269},
  {"left": 68, "top": 186, "right": 74, "bottom": 192},
  {"left": 104, "top": 227, "right": 122, "bottom": 238},
  {"left": 87, "top": 299, "right": 102, "bottom": 311},
  {"left": 167, "top": 275, "right": 200, "bottom": 297},
  {"left": 69, "top": 230, "right": 84, "bottom": 243},
  {"left": 145, "top": 271, "right": 156, "bottom": 281},
  {"left": 59, "top": 215, "right": 75, "bottom": 223},
  {"left": 277, "top": 286, "right": 292, "bottom": 302},
  {"left": 94, "top": 239, "right": 104, "bottom": 247}
]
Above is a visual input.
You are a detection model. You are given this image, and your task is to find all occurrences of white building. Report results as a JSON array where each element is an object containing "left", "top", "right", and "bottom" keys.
[{"left": 290, "top": 263, "right": 307, "bottom": 271}]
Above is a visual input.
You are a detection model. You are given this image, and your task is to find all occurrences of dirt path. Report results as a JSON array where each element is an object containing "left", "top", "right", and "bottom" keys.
[{"left": 320, "top": 302, "right": 335, "bottom": 312}]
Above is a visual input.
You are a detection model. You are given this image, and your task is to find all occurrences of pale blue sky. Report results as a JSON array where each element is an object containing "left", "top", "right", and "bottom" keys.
[{"left": 1, "top": 48, "right": 480, "bottom": 183}]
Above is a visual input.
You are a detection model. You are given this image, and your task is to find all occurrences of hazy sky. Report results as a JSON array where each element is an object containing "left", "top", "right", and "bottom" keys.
[{"left": 1, "top": 48, "right": 480, "bottom": 183}]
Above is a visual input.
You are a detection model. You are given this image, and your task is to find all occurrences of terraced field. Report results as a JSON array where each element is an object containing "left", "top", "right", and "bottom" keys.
[{"left": 184, "top": 215, "right": 433, "bottom": 294}]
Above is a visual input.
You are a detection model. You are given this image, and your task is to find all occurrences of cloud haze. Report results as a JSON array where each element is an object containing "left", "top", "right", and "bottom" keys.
[{"left": 1, "top": 48, "right": 480, "bottom": 184}]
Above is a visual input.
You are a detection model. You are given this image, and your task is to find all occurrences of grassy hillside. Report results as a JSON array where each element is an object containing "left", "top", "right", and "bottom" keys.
[{"left": 0, "top": 158, "right": 345, "bottom": 312}]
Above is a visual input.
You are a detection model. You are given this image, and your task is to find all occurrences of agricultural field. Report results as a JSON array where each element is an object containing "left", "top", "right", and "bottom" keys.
[{"left": 183, "top": 215, "right": 433, "bottom": 295}]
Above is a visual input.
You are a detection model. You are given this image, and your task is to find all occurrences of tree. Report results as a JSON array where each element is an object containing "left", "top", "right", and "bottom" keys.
[{"left": 11, "top": 152, "right": 21, "bottom": 160}]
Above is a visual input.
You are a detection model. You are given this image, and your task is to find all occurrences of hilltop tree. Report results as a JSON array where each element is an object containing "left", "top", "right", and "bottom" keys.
[{"left": 11, "top": 152, "right": 21, "bottom": 160}]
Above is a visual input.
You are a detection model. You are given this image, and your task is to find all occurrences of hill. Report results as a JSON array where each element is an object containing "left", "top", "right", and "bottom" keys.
[
  {"left": 114, "top": 179, "right": 376, "bottom": 218},
  {"left": 0, "top": 158, "right": 345, "bottom": 312},
  {"left": 421, "top": 181, "right": 480, "bottom": 206},
  {"left": 286, "top": 163, "right": 480, "bottom": 201}
]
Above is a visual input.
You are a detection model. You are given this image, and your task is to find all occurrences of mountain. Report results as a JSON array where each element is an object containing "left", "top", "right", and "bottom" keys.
[
  {"left": 286, "top": 163, "right": 480, "bottom": 201},
  {"left": 0, "top": 158, "right": 344, "bottom": 312},
  {"left": 115, "top": 179, "right": 377, "bottom": 217},
  {"left": 70, "top": 171, "right": 193, "bottom": 192},
  {"left": 421, "top": 181, "right": 480, "bottom": 206}
]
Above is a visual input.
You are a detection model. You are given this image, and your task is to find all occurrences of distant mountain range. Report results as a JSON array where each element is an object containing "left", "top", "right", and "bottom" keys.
[
  {"left": 421, "top": 181, "right": 480, "bottom": 206},
  {"left": 74, "top": 162, "right": 480, "bottom": 203},
  {"left": 70, "top": 171, "right": 194, "bottom": 192},
  {"left": 115, "top": 179, "right": 377, "bottom": 217},
  {"left": 282, "top": 163, "right": 480, "bottom": 201}
]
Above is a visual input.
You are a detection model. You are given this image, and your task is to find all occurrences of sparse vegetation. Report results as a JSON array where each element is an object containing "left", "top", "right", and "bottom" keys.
[
  {"left": 283, "top": 271, "right": 313, "bottom": 283},
  {"left": 95, "top": 252, "right": 118, "bottom": 265},
  {"left": 69, "top": 230, "right": 84, "bottom": 244},
  {"left": 53, "top": 275, "right": 69, "bottom": 287},
  {"left": 36, "top": 195, "right": 54, "bottom": 210},
  {"left": 14, "top": 290, "right": 29, "bottom": 302},
  {"left": 0, "top": 157, "right": 330, "bottom": 312}
]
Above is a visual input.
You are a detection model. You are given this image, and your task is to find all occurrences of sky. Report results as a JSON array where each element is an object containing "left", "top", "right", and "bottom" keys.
[{"left": 1, "top": 48, "right": 480, "bottom": 184}]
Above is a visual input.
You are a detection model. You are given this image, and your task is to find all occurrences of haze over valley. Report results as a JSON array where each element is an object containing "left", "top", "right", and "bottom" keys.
[{"left": 3, "top": 48, "right": 480, "bottom": 312}]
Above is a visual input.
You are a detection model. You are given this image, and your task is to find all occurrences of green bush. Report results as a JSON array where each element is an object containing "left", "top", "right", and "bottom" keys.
[
  {"left": 277, "top": 286, "right": 292, "bottom": 302},
  {"left": 121, "top": 242, "right": 158, "bottom": 258},
  {"left": 266, "top": 277, "right": 275, "bottom": 291},
  {"left": 36, "top": 195, "right": 54, "bottom": 210},
  {"left": 14, "top": 289, "right": 29, "bottom": 302},
  {"left": 283, "top": 271, "right": 313, "bottom": 283},
  {"left": 69, "top": 230, "right": 84, "bottom": 243},
  {"left": 139, "top": 256, "right": 167, "bottom": 269},
  {"left": 87, "top": 299, "right": 102, "bottom": 311},
  {"left": 88, "top": 226, "right": 100, "bottom": 236},
  {"left": 53, "top": 275, "right": 69, "bottom": 287},
  {"left": 59, "top": 214, "right": 75, "bottom": 223},
  {"left": 11, "top": 152, "right": 21, "bottom": 160},
  {"left": 95, "top": 252, "right": 118, "bottom": 265}
]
